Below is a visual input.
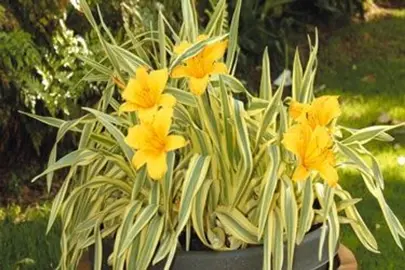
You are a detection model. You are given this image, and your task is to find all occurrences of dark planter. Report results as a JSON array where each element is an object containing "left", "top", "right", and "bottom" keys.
[{"left": 89, "top": 226, "right": 338, "bottom": 270}]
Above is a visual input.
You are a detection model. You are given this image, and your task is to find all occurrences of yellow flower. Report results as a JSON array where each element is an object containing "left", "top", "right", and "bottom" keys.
[
  {"left": 120, "top": 67, "right": 176, "bottom": 120},
  {"left": 282, "top": 123, "right": 338, "bottom": 186},
  {"left": 171, "top": 35, "right": 228, "bottom": 95},
  {"left": 125, "top": 108, "right": 187, "bottom": 180},
  {"left": 289, "top": 96, "right": 341, "bottom": 129}
]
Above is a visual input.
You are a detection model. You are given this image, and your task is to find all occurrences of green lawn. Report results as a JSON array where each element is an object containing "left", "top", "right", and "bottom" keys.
[
  {"left": 317, "top": 9, "right": 405, "bottom": 270},
  {"left": 0, "top": 205, "right": 60, "bottom": 270}
]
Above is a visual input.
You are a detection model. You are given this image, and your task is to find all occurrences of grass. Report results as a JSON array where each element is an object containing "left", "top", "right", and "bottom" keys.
[
  {"left": 0, "top": 205, "right": 60, "bottom": 270},
  {"left": 317, "top": 8, "right": 405, "bottom": 270}
]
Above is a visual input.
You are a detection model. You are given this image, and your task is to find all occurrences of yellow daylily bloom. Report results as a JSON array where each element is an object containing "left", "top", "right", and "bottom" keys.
[
  {"left": 120, "top": 67, "right": 176, "bottom": 121},
  {"left": 282, "top": 123, "right": 338, "bottom": 186},
  {"left": 289, "top": 101, "right": 310, "bottom": 123},
  {"left": 289, "top": 96, "right": 341, "bottom": 129},
  {"left": 171, "top": 35, "right": 228, "bottom": 96},
  {"left": 125, "top": 108, "right": 187, "bottom": 180}
]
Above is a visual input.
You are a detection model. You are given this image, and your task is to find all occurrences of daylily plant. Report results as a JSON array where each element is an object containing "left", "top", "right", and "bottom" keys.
[{"left": 31, "top": 1, "right": 405, "bottom": 270}]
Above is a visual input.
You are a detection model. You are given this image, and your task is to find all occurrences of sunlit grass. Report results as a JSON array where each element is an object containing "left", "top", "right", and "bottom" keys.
[{"left": 317, "top": 8, "right": 405, "bottom": 270}]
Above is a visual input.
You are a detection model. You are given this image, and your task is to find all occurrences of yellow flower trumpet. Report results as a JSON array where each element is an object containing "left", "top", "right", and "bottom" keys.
[
  {"left": 171, "top": 35, "right": 228, "bottom": 96},
  {"left": 289, "top": 96, "right": 341, "bottom": 129},
  {"left": 120, "top": 67, "right": 176, "bottom": 121},
  {"left": 125, "top": 108, "right": 187, "bottom": 180},
  {"left": 282, "top": 123, "right": 338, "bottom": 186}
]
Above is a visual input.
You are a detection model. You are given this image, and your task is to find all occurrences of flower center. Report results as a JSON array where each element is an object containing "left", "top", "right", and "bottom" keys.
[
  {"left": 189, "top": 55, "right": 207, "bottom": 78},
  {"left": 144, "top": 129, "right": 166, "bottom": 152},
  {"left": 137, "top": 86, "right": 156, "bottom": 108}
]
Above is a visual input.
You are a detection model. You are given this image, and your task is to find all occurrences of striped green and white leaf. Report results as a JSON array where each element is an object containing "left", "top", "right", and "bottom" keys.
[
  {"left": 342, "top": 123, "right": 404, "bottom": 145},
  {"left": 255, "top": 82, "right": 284, "bottom": 148},
  {"left": 231, "top": 99, "right": 254, "bottom": 207},
  {"left": 216, "top": 206, "right": 259, "bottom": 244},
  {"left": 181, "top": 0, "right": 198, "bottom": 41},
  {"left": 136, "top": 215, "right": 165, "bottom": 270},
  {"left": 191, "top": 179, "right": 213, "bottom": 247},
  {"left": 226, "top": 0, "right": 241, "bottom": 69},
  {"left": 257, "top": 145, "right": 280, "bottom": 239},
  {"left": 112, "top": 201, "right": 144, "bottom": 269},
  {"left": 327, "top": 204, "right": 340, "bottom": 270},
  {"left": 263, "top": 210, "right": 274, "bottom": 270},
  {"left": 205, "top": 0, "right": 227, "bottom": 36},
  {"left": 118, "top": 204, "right": 159, "bottom": 256},
  {"left": 46, "top": 117, "right": 87, "bottom": 191},
  {"left": 296, "top": 178, "right": 314, "bottom": 244},
  {"left": 272, "top": 208, "right": 285, "bottom": 270},
  {"left": 259, "top": 47, "right": 272, "bottom": 101},
  {"left": 298, "top": 31, "right": 318, "bottom": 103},
  {"left": 165, "top": 87, "right": 197, "bottom": 107},
  {"left": 176, "top": 154, "right": 211, "bottom": 236},
  {"left": 335, "top": 188, "right": 379, "bottom": 252},
  {"left": 283, "top": 180, "right": 298, "bottom": 270},
  {"left": 84, "top": 108, "right": 134, "bottom": 162},
  {"left": 292, "top": 49, "right": 303, "bottom": 101},
  {"left": 153, "top": 233, "right": 177, "bottom": 265},
  {"left": 32, "top": 149, "right": 99, "bottom": 183}
]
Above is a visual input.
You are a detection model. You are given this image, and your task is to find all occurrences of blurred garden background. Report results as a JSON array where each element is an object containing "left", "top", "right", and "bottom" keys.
[{"left": 0, "top": 0, "right": 405, "bottom": 269}]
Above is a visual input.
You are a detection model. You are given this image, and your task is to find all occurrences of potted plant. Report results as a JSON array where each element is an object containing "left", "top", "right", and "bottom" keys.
[{"left": 26, "top": 0, "right": 405, "bottom": 269}]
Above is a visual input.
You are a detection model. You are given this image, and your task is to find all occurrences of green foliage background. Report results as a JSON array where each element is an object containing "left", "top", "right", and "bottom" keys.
[{"left": 0, "top": 0, "right": 123, "bottom": 198}]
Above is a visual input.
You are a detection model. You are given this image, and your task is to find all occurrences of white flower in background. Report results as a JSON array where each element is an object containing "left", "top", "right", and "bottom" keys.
[
  {"left": 397, "top": 156, "right": 405, "bottom": 166},
  {"left": 274, "top": 69, "right": 292, "bottom": 86}
]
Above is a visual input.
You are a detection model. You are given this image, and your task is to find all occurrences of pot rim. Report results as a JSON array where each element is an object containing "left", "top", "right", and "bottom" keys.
[{"left": 173, "top": 224, "right": 327, "bottom": 258}]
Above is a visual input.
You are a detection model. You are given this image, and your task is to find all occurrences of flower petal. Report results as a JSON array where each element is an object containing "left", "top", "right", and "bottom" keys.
[
  {"left": 165, "top": 135, "right": 187, "bottom": 152},
  {"left": 189, "top": 75, "right": 209, "bottom": 96},
  {"left": 137, "top": 106, "right": 158, "bottom": 123},
  {"left": 132, "top": 149, "right": 148, "bottom": 169},
  {"left": 210, "top": 62, "right": 228, "bottom": 75},
  {"left": 125, "top": 125, "right": 148, "bottom": 149},
  {"left": 174, "top": 41, "right": 192, "bottom": 55},
  {"left": 282, "top": 124, "right": 312, "bottom": 158},
  {"left": 158, "top": 94, "right": 176, "bottom": 108},
  {"left": 171, "top": 65, "right": 190, "bottom": 78},
  {"left": 153, "top": 108, "right": 173, "bottom": 138},
  {"left": 203, "top": 40, "right": 228, "bottom": 62},
  {"left": 316, "top": 163, "right": 339, "bottom": 187},
  {"left": 309, "top": 96, "right": 341, "bottom": 126},
  {"left": 289, "top": 101, "right": 309, "bottom": 121},
  {"left": 122, "top": 78, "right": 142, "bottom": 103},
  {"left": 119, "top": 102, "right": 140, "bottom": 114},
  {"left": 136, "top": 67, "right": 149, "bottom": 89},
  {"left": 147, "top": 153, "right": 167, "bottom": 180},
  {"left": 312, "top": 126, "right": 332, "bottom": 150},
  {"left": 292, "top": 164, "right": 310, "bottom": 182},
  {"left": 282, "top": 128, "right": 302, "bottom": 156},
  {"left": 148, "top": 68, "right": 168, "bottom": 97}
]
